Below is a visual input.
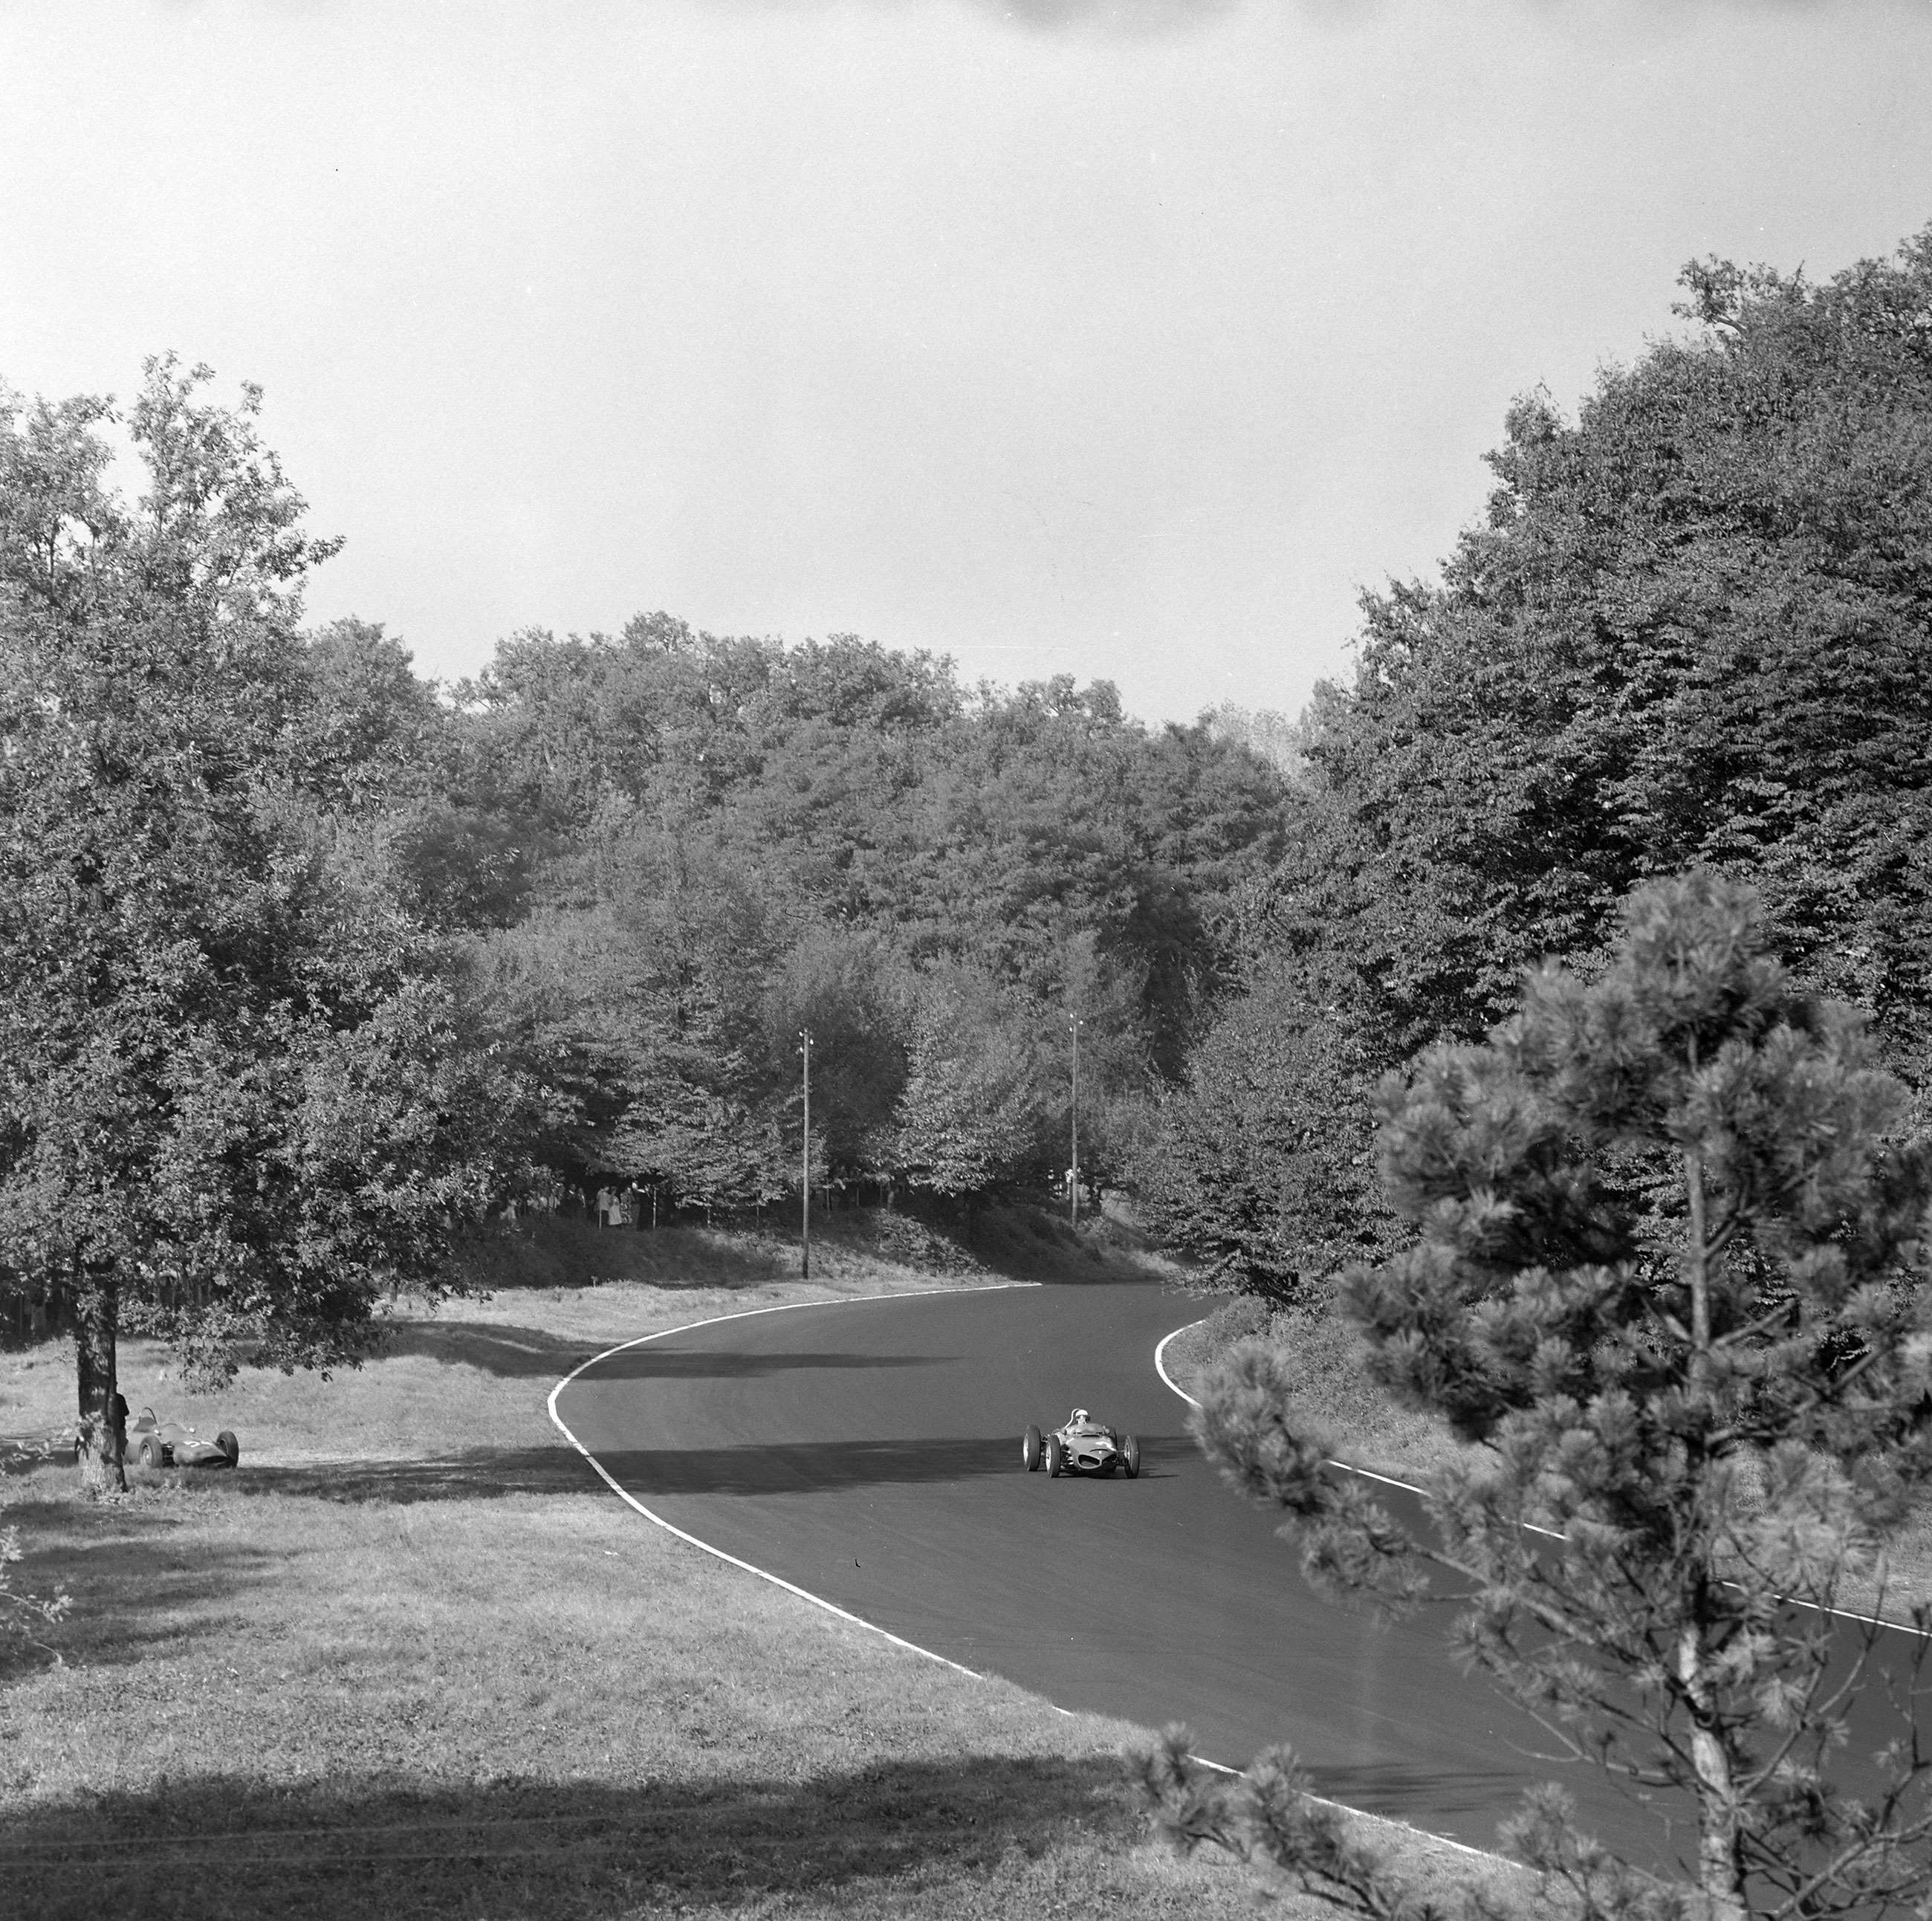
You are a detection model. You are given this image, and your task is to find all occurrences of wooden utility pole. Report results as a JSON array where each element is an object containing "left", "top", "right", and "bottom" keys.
[
  {"left": 800, "top": 1026, "right": 813, "bottom": 1279},
  {"left": 1069, "top": 1014, "right": 1081, "bottom": 1228}
]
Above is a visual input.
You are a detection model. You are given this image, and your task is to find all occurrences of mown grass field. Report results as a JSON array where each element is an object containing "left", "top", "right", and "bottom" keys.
[{"left": 0, "top": 1213, "right": 1527, "bottom": 1920}]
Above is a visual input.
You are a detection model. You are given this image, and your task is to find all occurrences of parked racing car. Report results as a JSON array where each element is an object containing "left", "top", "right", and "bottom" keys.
[
  {"left": 129, "top": 1407, "right": 239, "bottom": 1471},
  {"left": 1021, "top": 1407, "right": 1140, "bottom": 1479}
]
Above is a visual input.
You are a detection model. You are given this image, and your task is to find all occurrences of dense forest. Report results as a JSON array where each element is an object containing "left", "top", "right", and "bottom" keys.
[
  {"left": 1135, "top": 225, "right": 1932, "bottom": 1301},
  {"left": 315, "top": 612, "right": 1293, "bottom": 1217},
  {"left": 0, "top": 360, "right": 1291, "bottom": 1457},
  {"left": 5, "top": 226, "right": 1931, "bottom": 1462}
]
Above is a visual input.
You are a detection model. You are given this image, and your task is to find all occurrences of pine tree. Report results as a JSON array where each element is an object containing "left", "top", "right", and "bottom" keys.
[{"left": 1145, "top": 872, "right": 1932, "bottom": 1919}]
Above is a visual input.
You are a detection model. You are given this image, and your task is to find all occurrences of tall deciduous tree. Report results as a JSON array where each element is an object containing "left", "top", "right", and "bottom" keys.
[
  {"left": 291, "top": 617, "right": 447, "bottom": 815},
  {"left": 1147, "top": 872, "right": 1932, "bottom": 1919},
  {"left": 1277, "top": 227, "right": 1932, "bottom": 1080},
  {"left": 452, "top": 622, "right": 1287, "bottom": 1113},
  {"left": 1129, "top": 957, "right": 1387, "bottom": 1305},
  {"left": 762, "top": 925, "right": 915, "bottom": 1182},
  {"left": 0, "top": 360, "right": 519, "bottom": 1492},
  {"left": 886, "top": 967, "right": 1040, "bottom": 1202}
]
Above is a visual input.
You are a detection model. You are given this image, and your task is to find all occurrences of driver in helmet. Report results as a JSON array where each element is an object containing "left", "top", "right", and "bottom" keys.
[{"left": 1066, "top": 1407, "right": 1095, "bottom": 1434}]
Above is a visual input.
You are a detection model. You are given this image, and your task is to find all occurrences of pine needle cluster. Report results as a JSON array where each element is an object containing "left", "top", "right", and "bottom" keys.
[{"left": 1150, "top": 872, "right": 1932, "bottom": 1920}]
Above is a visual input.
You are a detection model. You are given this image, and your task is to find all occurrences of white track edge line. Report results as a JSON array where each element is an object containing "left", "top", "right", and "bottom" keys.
[
  {"left": 1155, "top": 1317, "right": 1923, "bottom": 1636},
  {"left": 548, "top": 1283, "right": 1045, "bottom": 1685},
  {"left": 1154, "top": 1315, "right": 1512, "bottom": 1867},
  {"left": 1158, "top": 1321, "right": 1431, "bottom": 1497},
  {"left": 550, "top": 1285, "right": 1503, "bottom": 1872},
  {"left": 1151, "top": 1324, "right": 1203, "bottom": 1411}
]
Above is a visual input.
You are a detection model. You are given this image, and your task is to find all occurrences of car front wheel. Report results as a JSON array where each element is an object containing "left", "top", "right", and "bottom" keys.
[
  {"left": 1123, "top": 1434, "right": 1141, "bottom": 1479},
  {"left": 1046, "top": 1434, "right": 1065, "bottom": 1478},
  {"left": 216, "top": 1431, "right": 240, "bottom": 1468}
]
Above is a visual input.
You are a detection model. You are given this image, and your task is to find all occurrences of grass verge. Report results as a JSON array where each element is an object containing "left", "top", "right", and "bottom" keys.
[
  {"left": 0, "top": 1218, "right": 1531, "bottom": 1920},
  {"left": 1164, "top": 1295, "right": 1932, "bottom": 1619},
  {"left": 1160, "top": 1296, "right": 1480, "bottom": 1487}
]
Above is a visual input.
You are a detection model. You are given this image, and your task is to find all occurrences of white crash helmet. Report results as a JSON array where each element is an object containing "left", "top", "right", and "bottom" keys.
[{"left": 1071, "top": 1407, "right": 1089, "bottom": 1425}]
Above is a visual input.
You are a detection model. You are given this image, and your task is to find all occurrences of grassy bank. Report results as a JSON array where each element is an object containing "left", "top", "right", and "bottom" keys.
[
  {"left": 1164, "top": 1296, "right": 1932, "bottom": 1619},
  {"left": 471, "top": 1199, "right": 1173, "bottom": 1293},
  {"left": 0, "top": 1211, "right": 1523, "bottom": 1920},
  {"left": 1160, "top": 1297, "right": 1479, "bottom": 1487}
]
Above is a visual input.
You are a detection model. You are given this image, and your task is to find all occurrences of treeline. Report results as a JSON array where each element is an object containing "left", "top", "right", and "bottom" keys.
[
  {"left": 1137, "top": 224, "right": 1932, "bottom": 1301},
  {"left": 9, "top": 224, "right": 1930, "bottom": 1439},
  {"left": 1, "top": 360, "right": 1292, "bottom": 1458},
  {"left": 302, "top": 617, "right": 1291, "bottom": 1219}
]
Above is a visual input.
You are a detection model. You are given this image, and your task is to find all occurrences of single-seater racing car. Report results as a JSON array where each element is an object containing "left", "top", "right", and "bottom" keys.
[
  {"left": 1021, "top": 1407, "right": 1140, "bottom": 1479},
  {"left": 129, "top": 1407, "right": 240, "bottom": 1470}
]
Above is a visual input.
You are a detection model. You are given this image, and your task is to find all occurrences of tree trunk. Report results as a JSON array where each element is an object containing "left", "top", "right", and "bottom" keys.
[
  {"left": 1684, "top": 1145, "right": 1713, "bottom": 1370},
  {"left": 1679, "top": 1617, "right": 1746, "bottom": 1919},
  {"left": 74, "top": 1263, "right": 126, "bottom": 1496},
  {"left": 1678, "top": 1142, "right": 1746, "bottom": 1914},
  {"left": 1676, "top": 1569, "right": 1754, "bottom": 1917}
]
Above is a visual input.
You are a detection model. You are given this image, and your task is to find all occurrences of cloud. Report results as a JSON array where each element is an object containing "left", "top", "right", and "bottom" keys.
[
  {"left": 970, "top": 0, "right": 1244, "bottom": 33},
  {"left": 947, "top": 0, "right": 1870, "bottom": 35}
]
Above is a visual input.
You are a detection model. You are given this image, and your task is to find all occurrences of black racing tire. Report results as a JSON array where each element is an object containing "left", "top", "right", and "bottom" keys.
[
  {"left": 216, "top": 1431, "right": 239, "bottom": 1468},
  {"left": 137, "top": 1434, "right": 163, "bottom": 1470},
  {"left": 1123, "top": 1434, "right": 1141, "bottom": 1480},
  {"left": 1022, "top": 1424, "right": 1043, "bottom": 1472},
  {"left": 1046, "top": 1433, "right": 1066, "bottom": 1478}
]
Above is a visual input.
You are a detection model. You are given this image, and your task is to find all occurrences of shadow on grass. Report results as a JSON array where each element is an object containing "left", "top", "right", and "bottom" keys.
[
  {"left": 371, "top": 1319, "right": 600, "bottom": 1377},
  {"left": 233, "top": 1444, "right": 594, "bottom": 1503},
  {"left": 1, "top": 1499, "right": 284, "bottom": 1671},
  {"left": 0, "top": 1754, "right": 1152, "bottom": 1920},
  {"left": 2, "top": 1433, "right": 74, "bottom": 1479}
]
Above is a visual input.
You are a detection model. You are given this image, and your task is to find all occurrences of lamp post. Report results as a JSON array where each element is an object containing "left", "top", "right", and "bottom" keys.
[
  {"left": 1069, "top": 1014, "right": 1081, "bottom": 1228},
  {"left": 799, "top": 1026, "right": 813, "bottom": 1279}
]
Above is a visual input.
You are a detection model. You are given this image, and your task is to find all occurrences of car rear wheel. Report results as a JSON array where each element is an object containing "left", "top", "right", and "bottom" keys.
[
  {"left": 1022, "top": 1424, "right": 1042, "bottom": 1471},
  {"left": 1046, "top": 1434, "right": 1066, "bottom": 1477},
  {"left": 1123, "top": 1434, "right": 1141, "bottom": 1479},
  {"left": 216, "top": 1431, "right": 239, "bottom": 1468},
  {"left": 137, "top": 1434, "right": 163, "bottom": 1469}
]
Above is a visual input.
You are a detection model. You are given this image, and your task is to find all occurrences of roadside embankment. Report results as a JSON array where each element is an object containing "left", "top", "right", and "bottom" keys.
[{"left": 1164, "top": 1294, "right": 1932, "bottom": 1619}]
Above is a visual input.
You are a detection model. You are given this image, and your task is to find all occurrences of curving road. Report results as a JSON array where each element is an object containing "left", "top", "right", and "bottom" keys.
[{"left": 551, "top": 1271, "right": 1925, "bottom": 1873}]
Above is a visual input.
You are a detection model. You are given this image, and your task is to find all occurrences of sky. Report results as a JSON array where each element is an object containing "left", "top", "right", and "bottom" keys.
[{"left": 2, "top": 1, "right": 1929, "bottom": 725}]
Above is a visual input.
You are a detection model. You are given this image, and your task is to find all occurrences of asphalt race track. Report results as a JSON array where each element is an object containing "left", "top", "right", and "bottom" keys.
[{"left": 552, "top": 1269, "right": 1928, "bottom": 1876}]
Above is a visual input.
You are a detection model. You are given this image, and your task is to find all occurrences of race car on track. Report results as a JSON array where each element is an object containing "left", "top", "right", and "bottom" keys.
[
  {"left": 129, "top": 1407, "right": 239, "bottom": 1471},
  {"left": 1021, "top": 1407, "right": 1140, "bottom": 1479}
]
